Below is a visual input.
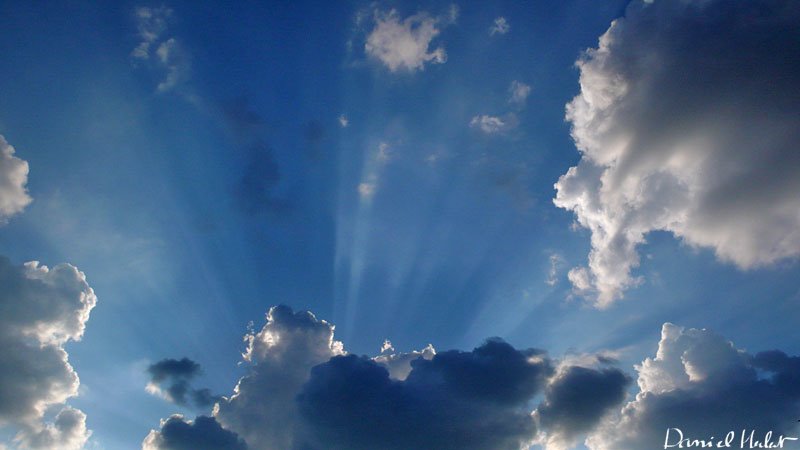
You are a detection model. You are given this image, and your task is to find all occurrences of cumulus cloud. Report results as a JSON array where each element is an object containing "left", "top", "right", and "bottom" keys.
[
  {"left": 0, "top": 135, "right": 32, "bottom": 223},
  {"left": 13, "top": 407, "right": 90, "bottom": 450},
  {"left": 142, "top": 415, "right": 247, "bottom": 450},
  {"left": 586, "top": 324, "right": 800, "bottom": 450},
  {"left": 365, "top": 9, "right": 448, "bottom": 72},
  {"left": 213, "top": 305, "right": 344, "bottom": 450},
  {"left": 142, "top": 305, "right": 638, "bottom": 450},
  {"left": 0, "top": 257, "right": 97, "bottom": 450},
  {"left": 546, "top": 253, "right": 565, "bottom": 286},
  {"left": 490, "top": 17, "right": 510, "bottom": 36},
  {"left": 535, "top": 365, "right": 630, "bottom": 450},
  {"left": 554, "top": 0, "right": 800, "bottom": 306},
  {"left": 296, "top": 339, "right": 552, "bottom": 450},
  {"left": 146, "top": 358, "right": 219, "bottom": 409},
  {"left": 508, "top": 80, "right": 531, "bottom": 107},
  {"left": 470, "top": 114, "right": 517, "bottom": 134}
]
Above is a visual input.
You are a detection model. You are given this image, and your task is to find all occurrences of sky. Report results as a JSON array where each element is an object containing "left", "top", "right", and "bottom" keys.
[{"left": 0, "top": 0, "right": 799, "bottom": 449}]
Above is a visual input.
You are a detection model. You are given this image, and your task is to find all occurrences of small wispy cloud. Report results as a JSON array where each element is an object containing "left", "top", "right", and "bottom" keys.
[
  {"left": 546, "top": 253, "right": 565, "bottom": 286},
  {"left": 489, "top": 17, "right": 510, "bottom": 36},
  {"left": 338, "top": 114, "right": 349, "bottom": 128},
  {"left": 131, "top": 6, "right": 188, "bottom": 92},
  {"left": 469, "top": 113, "right": 517, "bottom": 135},
  {"left": 508, "top": 80, "right": 531, "bottom": 107}
]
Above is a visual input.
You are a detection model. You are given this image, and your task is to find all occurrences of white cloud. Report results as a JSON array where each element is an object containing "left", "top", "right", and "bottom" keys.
[
  {"left": 365, "top": 9, "right": 447, "bottom": 72},
  {"left": 586, "top": 323, "right": 800, "bottom": 450},
  {"left": 213, "top": 305, "right": 344, "bottom": 450},
  {"left": 509, "top": 80, "right": 531, "bottom": 107},
  {"left": 13, "top": 407, "right": 90, "bottom": 450},
  {"left": 338, "top": 114, "right": 349, "bottom": 128},
  {"left": 358, "top": 181, "right": 377, "bottom": 200},
  {"left": 546, "top": 253, "right": 565, "bottom": 286},
  {"left": 358, "top": 142, "right": 392, "bottom": 201},
  {"left": 0, "top": 258, "right": 97, "bottom": 450},
  {"left": 131, "top": 6, "right": 188, "bottom": 92},
  {"left": 0, "top": 135, "right": 32, "bottom": 223},
  {"left": 131, "top": 6, "right": 172, "bottom": 60},
  {"left": 372, "top": 341, "right": 436, "bottom": 380},
  {"left": 554, "top": 0, "right": 800, "bottom": 306},
  {"left": 490, "top": 17, "right": 510, "bottom": 36},
  {"left": 470, "top": 114, "right": 517, "bottom": 134}
]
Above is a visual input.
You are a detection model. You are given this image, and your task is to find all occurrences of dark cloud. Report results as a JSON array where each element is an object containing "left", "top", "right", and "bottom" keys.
[
  {"left": 143, "top": 415, "right": 247, "bottom": 450},
  {"left": 555, "top": 0, "right": 800, "bottom": 305},
  {"left": 587, "top": 324, "right": 800, "bottom": 450},
  {"left": 234, "top": 141, "right": 289, "bottom": 215},
  {"left": 536, "top": 366, "right": 631, "bottom": 449},
  {"left": 218, "top": 97, "right": 266, "bottom": 138},
  {"left": 295, "top": 339, "right": 552, "bottom": 450},
  {"left": 302, "top": 120, "right": 326, "bottom": 159},
  {"left": 146, "top": 358, "right": 220, "bottom": 409},
  {"left": 141, "top": 306, "right": 653, "bottom": 450}
]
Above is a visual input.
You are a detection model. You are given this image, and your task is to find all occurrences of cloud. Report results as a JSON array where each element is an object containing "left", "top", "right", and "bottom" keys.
[
  {"left": 131, "top": 6, "right": 188, "bottom": 92},
  {"left": 357, "top": 142, "right": 392, "bottom": 202},
  {"left": 143, "top": 415, "right": 247, "bottom": 450},
  {"left": 372, "top": 340, "right": 436, "bottom": 380},
  {"left": 338, "top": 115, "right": 349, "bottom": 128},
  {"left": 146, "top": 358, "right": 220, "bottom": 409},
  {"left": 155, "top": 38, "right": 189, "bottom": 92},
  {"left": 546, "top": 253, "right": 565, "bottom": 286},
  {"left": 535, "top": 365, "right": 630, "bottom": 450},
  {"left": 490, "top": 17, "right": 510, "bottom": 36},
  {"left": 142, "top": 305, "right": 634, "bottom": 449},
  {"left": 0, "top": 257, "right": 97, "bottom": 450},
  {"left": 213, "top": 305, "right": 345, "bottom": 450},
  {"left": 235, "top": 141, "right": 289, "bottom": 215},
  {"left": 586, "top": 324, "right": 800, "bottom": 450},
  {"left": 554, "top": 0, "right": 800, "bottom": 306},
  {"left": 470, "top": 114, "right": 517, "bottom": 134},
  {"left": 295, "top": 339, "right": 553, "bottom": 450},
  {"left": 12, "top": 407, "right": 90, "bottom": 450},
  {"left": 0, "top": 135, "right": 32, "bottom": 223},
  {"left": 131, "top": 6, "right": 172, "bottom": 60},
  {"left": 508, "top": 81, "right": 531, "bottom": 107},
  {"left": 365, "top": 9, "right": 447, "bottom": 72}
]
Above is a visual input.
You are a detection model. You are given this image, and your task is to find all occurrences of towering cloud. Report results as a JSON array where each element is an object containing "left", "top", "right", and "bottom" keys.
[
  {"left": 365, "top": 9, "right": 448, "bottom": 72},
  {"left": 213, "top": 305, "right": 345, "bottom": 450},
  {"left": 0, "top": 135, "right": 32, "bottom": 223},
  {"left": 0, "top": 258, "right": 97, "bottom": 450},
  {"left": 586, "top": 324, "right": 800, "bottom": 450},
  {"left": 554, "top": 0, "right": 800, "bottom": 305}
]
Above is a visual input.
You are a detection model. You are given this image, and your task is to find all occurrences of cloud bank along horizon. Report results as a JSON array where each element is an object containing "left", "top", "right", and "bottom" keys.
[{"left": 142, "top": 305, "right": 800, "bottom": 450}]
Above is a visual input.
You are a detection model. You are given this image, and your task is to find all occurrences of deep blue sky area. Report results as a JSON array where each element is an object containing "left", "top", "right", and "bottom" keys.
[{"left": 1, "top": 1, "right": 799, "bottom": 449}]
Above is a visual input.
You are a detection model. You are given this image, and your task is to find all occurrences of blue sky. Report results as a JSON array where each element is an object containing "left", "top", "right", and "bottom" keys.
[{"left": 1, "top": 1, "right": 799, "bottom": 449}]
